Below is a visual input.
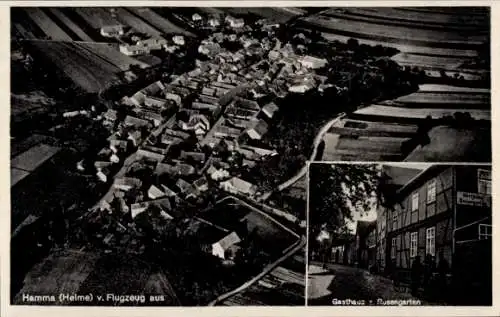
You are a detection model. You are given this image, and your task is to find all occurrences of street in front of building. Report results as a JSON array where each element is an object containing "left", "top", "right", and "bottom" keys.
[{"left": 307, "top": 261, "right": 423, "bottom": 306}]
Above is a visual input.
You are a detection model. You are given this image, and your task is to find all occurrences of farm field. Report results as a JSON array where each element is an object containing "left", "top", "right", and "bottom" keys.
[
  {"left": 72, "top": 7, "right": 121, "bottom": 29},
  {"left": 404, "top": 126, "right": 491, "bottom": 162},
  {"left": 354, "top": 105, "right": 491, "bottom": 121},
  {"left": 196, "top": 7, "right": 225, "bottom": 16},
  {"left": 13, "top": 23, "right": 35, "bottom": 39},
  {"left": 24, "top": 7, "right": 73, "bottom": 41},
  {"left": 318, "top": 32, "right": 479, "bottom": 57},
  {"left": 221, "top": 270, "right": 305, "bottom": 305},
  {"left": 115, "top": 8, "right": 162, "bottom": 36},
  {"left": 27, "top": 40, "right": 126, "bottom": 92},
  {"left": 390, "top": 52, "right": 473, "bottom": 70},
  {"left": 77, "top": 254, "right": 156, "bottom": 301},
  {"left": 13, "top": 250, "right": 101, "bottom": 304},
  {"left": 299, "top": 15, "right": 486, "bottom": 48},
  {"left": 11, "top": 143, "right": 60, "bottom": 172},
  {"left": 220, "top": 251, "right": 305, "bottom": 306},
  {"left": 305, "top": 8, "right": 490, "bottom": 163},
  {"left": 321, "top": 148, "right": 403, "bottom": 161},
  {"left": 13, "top": 250, "right": 179, "bottom": 305},
  {"left": 11, "top": 168, "right": 31, "bottom": 187},
  {"left": 328, "top": 119, "right": 418, "bottom": 137},
  {"left": 11, "top": 134, "right": 55, "bottom": 158},
  {"left": 127, "top": 7, "right": 194, "bottom": 36},
  {"left": 417, "top": 84, "right": 490, "bottom": 94},
  {"left": 11, "top": 91, "right": 57, "bottom": 118},
  {"left": 392, "top": 92, "right": 490, "bottom": 108},
  {"left": 47, "top": 8, "right": 94, "bottom": 41},
  {"left": 220, "top": 7, "right": 306, "bottom": 23},
  {"left": 398, "top": 7, "right": 489, "bottom": 17},
  {"left": 335, "top": 135, "right": 409, "bottom": 153},
  {"left": 322, "top": 8, "right": 489, "bottom": 30}
]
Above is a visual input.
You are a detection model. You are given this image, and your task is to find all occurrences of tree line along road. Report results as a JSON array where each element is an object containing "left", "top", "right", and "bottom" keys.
[{"left": 257, "top": 112, "right": 347, "bottom": 202}]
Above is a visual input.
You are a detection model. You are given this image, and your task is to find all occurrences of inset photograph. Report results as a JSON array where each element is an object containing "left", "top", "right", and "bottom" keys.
[{"left": 307, "top": 163, "right": 492, "bottom": 306}]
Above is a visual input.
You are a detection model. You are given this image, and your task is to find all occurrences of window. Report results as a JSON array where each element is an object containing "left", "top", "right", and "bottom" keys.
[
  {"left": 392, "top": 211, "right": 398, "bottom": 231},
  {"left": 478, "top": 169, "right": 491, "bottom": 195},
  {"left": 391, "top": 238, "right": 396, "bottom": 259},
  {"left": 427, "top": 179, "right": 436, "bottom": 203},
  {"left": 479, "top": 224, "right": 492, "bottom": 240},
  {"left": 426, "top": 227, "right": 436, "bottom": 256},
  {"left": 412, "top": 192, "right": 419, "bottom": 211},
  {"left": 367, "top": 231, "right": 376, "bottom": 248},
  {"left": 410, "top": 232, "right": 418, "bottom": 258}
]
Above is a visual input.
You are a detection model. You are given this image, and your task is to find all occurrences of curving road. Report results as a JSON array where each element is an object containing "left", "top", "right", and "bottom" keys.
[
  {"left": 208, "top": 235, "right": 306, "bottom": 306},
  {"left": 258, "top": 112, "right": 347, "bottom": 201}
]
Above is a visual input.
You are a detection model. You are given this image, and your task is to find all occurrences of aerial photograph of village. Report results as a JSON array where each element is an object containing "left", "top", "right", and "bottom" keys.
[{"left": 10, "top": 6, "right": 490, "bottom": 306}]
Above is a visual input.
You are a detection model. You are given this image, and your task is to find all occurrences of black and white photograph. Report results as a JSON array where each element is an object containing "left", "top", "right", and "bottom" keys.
[
  {"left": 307, "top": 163, "right": 492, "bottom": 306},
  {"left": 8, "top": 4, "right": 491, "bottom": 309},
  {"left": 10, "top": 6, "right": 313, "bottom": 307}
]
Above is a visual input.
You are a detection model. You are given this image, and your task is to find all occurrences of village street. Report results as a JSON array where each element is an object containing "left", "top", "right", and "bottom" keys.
[{"left": 307, "top": 262, "right": 422, "bottom": 306}]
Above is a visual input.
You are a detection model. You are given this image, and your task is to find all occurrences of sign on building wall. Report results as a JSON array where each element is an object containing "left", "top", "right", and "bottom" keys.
[{"left": 457, "top": 191, "right": 491, "bottom": 207}]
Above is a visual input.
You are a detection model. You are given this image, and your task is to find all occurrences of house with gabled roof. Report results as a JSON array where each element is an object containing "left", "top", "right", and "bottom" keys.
[
  {"left": 212, "top": 231, "right": 242, "bottom": 259},
  {"left": 180, "top": 150, "right": 206, "bottom": 164},
  {"left": 193, "top": 176, "right": 209, "bottom": 192},
  {"left": 225, "top": 15, "right": 245, "bottom": 28},
  {"left": 148, "top": 185, "right": 166, "bottom": 199},
  {"left": 220, "top": 177, "right": 257, "bottom": 196},
  {"left": 127, "top": 130, "right": 143, "bottom": 147},
  {"left": 137, "top": 148, "right": 165, "bottom": 162},
  {"left": 144, "top": 95, "right": 168, "bottom": 108},
  {"left": 261, "top": 102, "right": 279, "bottom": 119},
  {"left": 101, "top": 25, "right": 124, "bottom": 37},
  {"left": 176, "top": 178, "right": 193, "bottom": 194},
  {"left": 131, "top": 197, "right": 172, "bottom": 219},
  {"left": 109, "top": 139, "right": 128, "bottom": 153},
  {"left": 245, "top": 120, "right": 269, "bottom": 140},
  {"left": 114, "top": 177, "right": 142, "bottom": 191},
  {"left": 207, "top": 164, "right": 230, "bottom": 181},
  {"left": 124, "top": 115, "right": 149, "bottom": 128},
  {"left": 94, "top": 161, "right": 113, "bottom": 171}
]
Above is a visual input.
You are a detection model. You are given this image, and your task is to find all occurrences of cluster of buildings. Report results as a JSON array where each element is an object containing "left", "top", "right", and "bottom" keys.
[
  {"left": 99, "top": 22, "right": 188, "bottom": 56},
  {"left": 76, "top": 14, "right": 328, "bottom": 263},
  {"left": 119, "top": 34, "right": 187, "bottom": 56},
  {"left": 329, "top": 164, "right": 492, "bottom": 298},
  {"left": 191, "top": 12, "right": 246, "bottom": 30}
]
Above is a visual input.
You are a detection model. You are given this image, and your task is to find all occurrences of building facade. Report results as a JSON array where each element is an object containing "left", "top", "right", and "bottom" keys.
[{"left": 378, "top": 165, "right": 491, "bottom": 285}]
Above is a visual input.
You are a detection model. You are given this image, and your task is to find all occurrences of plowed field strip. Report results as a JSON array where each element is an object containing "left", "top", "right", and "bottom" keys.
[
  {"left": 24, "top": 7, "right": 73, "bottom": 41},
  {"left": 48, "top": 8, "right": 94, "bottom": 41}
]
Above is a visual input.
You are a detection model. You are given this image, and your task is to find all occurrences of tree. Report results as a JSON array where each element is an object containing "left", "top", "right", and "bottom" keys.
[
  {"left": 347, "top": 38, "right": 359, "bottom": 49},
  {"left": 234, "top": 229, "right": 268, "bottom": 272},
  {"left": 308, "top": 164, "right": 379, "bottom": 239},
  {"left": 308, "top": 164, "right": 380, "bottom": 266}
]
